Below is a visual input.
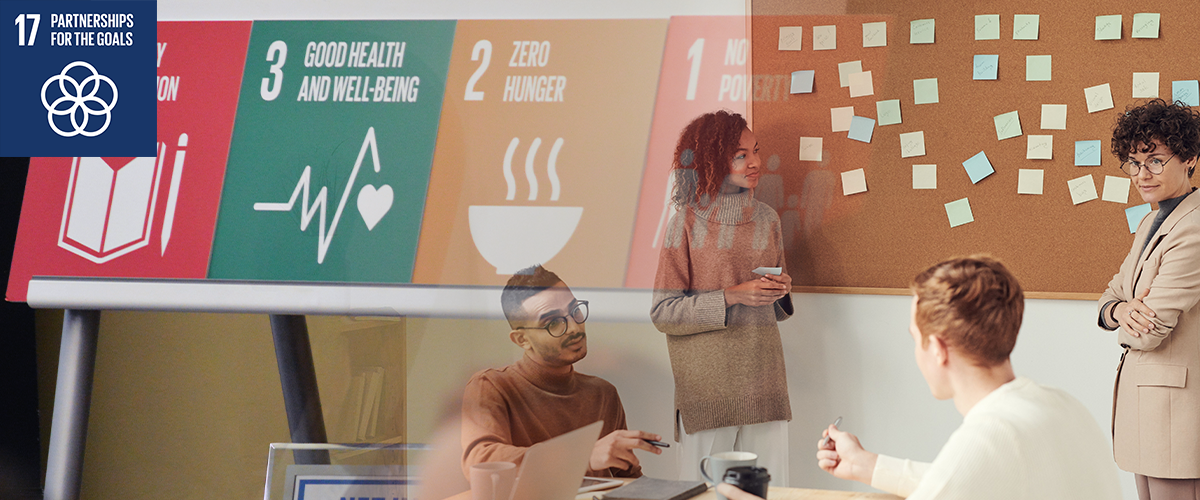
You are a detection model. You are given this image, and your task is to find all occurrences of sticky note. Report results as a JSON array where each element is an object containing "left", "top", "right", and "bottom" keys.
[
  {"left": 1133, "top": 72, "right": 1159, "bottom": 98},
  {"left": 1017, "top": 169, "right": 1044, "bottom": 195},
  {"left": 1085, "top": 84, "right": 1114, "bottom": 113},
  {"left": 814, "top": 25, "right": 837, "bottom": 50},
  {"left": 1096, "top": 15, "right": 1122, "bottom": 40},
  {"left": 1102, "top": 175, "right": 1131, "bottom": 203},
  {"left": 994, "top": 110, "right": 1022, "bottom": 140},
  {"left": 1175, "top": 80, "right": 1200, "bottom": 107},
  {"left": 848, "top": 116, "right": 876, "bottom": 143},
  {"left": 799, "top": 137, "right": 823, "bottom": 161},
  {"left": 1075, "top": 140, "right": 1102, "bottom": 166},
  {"left": 863, "top": 21, "right": 887, "bottom": 47},
  {"left": 1126, "top": 203, "right": 1152, "bottom": 233},
  {"left": 899, "top": 131, "right": 926, "bottom": 158},
  {"left": 1132, "top": 13, "right": 1160, "bottom": 39},
  {"left": 779, "top": 27, "right": 803, "bottom": 50},
  {"left": 841, "top": 168, "right": 867, "bottom": 195},
  {"left": 876, "top": 99, "right": 902, "bottom": 126},
  {"left": 975, "top": 14, "right": 1000, "bottom": 40},
  {"left": 849, "top": 71, "right": 874, "bottom": 97},
  {"left": 837, "top": 61, "right": 862, "bottom": 87},
  {"left": 962, "top": 151, "right": 994, "bottom": 184},
  {"left": 1041, "top": 104, "right": 1067, "bottom": 130},
  {"left": 913, "top": 164, "right": 937, "bottom": 189},
  {"left": 1013, "top": 14, "right": 1040, "bottom": 40},
  {"left": 973, "top": 55, "right": 999, "bottom": 80},
  {"left": 1026, "top": 55, "right": 1051, "bottom": 81},
  {"left": 1068, "top": 175, "right": 1099, "bottom": 205},
  {"left": 791, "top": 70, "right": 815, "bottom": 94},
  {"left": 1027, "top": 135, "right": 1053, "bottom": 159},
  {"left": 945, "top": 198, "right": 974, "bottom": 228},
  {"left": 831, "top": 106, "right": 854, "bottom": 132},
  {"left": 914, "top": 78, "right": 939, "bottom": 104},
  {"left": 910, "top": 19, "right": 935, "bottom": 44}
]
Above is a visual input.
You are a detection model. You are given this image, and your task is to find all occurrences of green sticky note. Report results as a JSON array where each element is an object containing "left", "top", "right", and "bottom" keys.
[
  {"left": 1095, "top": 15, "right": 1122, "bottom": 40},
  {"left": 994, "top": 110, "right": 1022, "bottom": 140},
  {"left": 1026, "top": 55, "right": 1051, "bottom": 81},
  {"left": 1132, "top": 13, "right": 1160, "bottom": 38},
  {"left": 945, "top": 198, "right": 974, "bottom": 228},
  {"left": 876, "top": 99, "right": 901, "bottom": 126},
  {"left": 975, "top": 14, "right": 1000, "bottom": 40},
  {"left": 1013, "top": 15, "right": 1039, "bottom": 40},
  {"left": 209, "top": 20, "right": 456, "bottom": 283},
  {"left": 914, "top": 78, "right": 938, "bottom": 104},
  {"left": 910, "top": 19, "right": 935, "bottom": 44}
]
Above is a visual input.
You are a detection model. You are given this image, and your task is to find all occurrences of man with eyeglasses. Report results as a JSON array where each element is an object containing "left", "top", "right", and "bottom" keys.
[
  {"left": 461, "top": 265, "right": 663, "bottom": 478},
  {"left": 1098, "top": 98, "right": 1200, "bottom": 500}
]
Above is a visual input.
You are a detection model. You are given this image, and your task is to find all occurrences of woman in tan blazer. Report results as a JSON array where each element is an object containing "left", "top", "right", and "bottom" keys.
[{"left": 1098, "top": 99, "right": 1200, "bottom": 500}]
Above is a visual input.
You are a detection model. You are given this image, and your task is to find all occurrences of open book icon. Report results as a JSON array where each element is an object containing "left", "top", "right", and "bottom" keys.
[{"left": 58, "top": 156, "right": 164, "bottom": 263}]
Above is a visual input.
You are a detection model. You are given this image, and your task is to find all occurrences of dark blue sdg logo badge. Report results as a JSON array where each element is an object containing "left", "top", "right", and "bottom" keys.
[{"left": 41, "top": 61, "right": 119, "bottom": 137}]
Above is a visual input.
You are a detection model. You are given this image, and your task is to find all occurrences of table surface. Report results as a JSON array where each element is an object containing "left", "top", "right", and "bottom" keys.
[{"left": 448, "top": 480, "right": 904, "bottom": 500}]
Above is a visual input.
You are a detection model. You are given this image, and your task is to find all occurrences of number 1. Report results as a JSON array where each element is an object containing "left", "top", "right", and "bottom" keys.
[
  {"left": 686, "top": 38, "right": 704, "bottom": 101},
  {"left": 14, "top": 13, "right": 41, "bottom": 46}
]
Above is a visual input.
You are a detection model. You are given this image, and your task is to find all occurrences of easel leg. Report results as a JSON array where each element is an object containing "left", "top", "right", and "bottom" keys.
[
  {"left": 270, "top": 314, "right": 330, "bottom": 464},
  {"left": 44, "top": 309, "right": 100, "bottom": 500}
]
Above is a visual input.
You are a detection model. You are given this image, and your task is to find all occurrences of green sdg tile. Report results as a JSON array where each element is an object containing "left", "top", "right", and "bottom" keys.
[{"left": 209, "top": 20, "right": 456, "bottom": 283}]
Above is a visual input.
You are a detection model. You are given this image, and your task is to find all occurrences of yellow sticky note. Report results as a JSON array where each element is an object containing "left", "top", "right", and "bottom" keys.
[
  {"left": 975, "top": 14, "right": 1000, "bottom": 40},
  {"left": 1102, "top": 175, "right": 1132, "bottom": 203},
  {"left": 779, "top": 27, "right": 803, "bottom": 50},
  {"left": 814, "top": 25, "right": 837, "bottom": 50},
  {"left": 914, "top": 78, "right": 939, "bottom": 104},
  {"left": 994, "top": 110, "right": 1022, "bottom": 140},
  {"left": 945, "top": 198, "right": 974, "bottom": 228},
  {"left": 799, "top": 137, "right": 823, "bottom": 161},
  {"left": 1085, "top": 84, "right": 1114, "bottom": 113},
  {"left": 1027, "top": 135, "right": 1052, "bottom": 159},
  {"left": 863, "top": 21, "right": 887, "bottom": 47},
  {"left": 1013, "top": 15, "right": 1039, "bottom": 40},
  {"left": 1017, "top": 169, "right": 1044, "bottom": 195},
  {"left": 913, "top": 164, "right": 936, "bottom": 189},
  {"left": 1068, "top": 174, "right": 1099, "bottom": 205},
  {"left": 1133, "top": 72, "right": 1160, "bottom": 98},
  {"left": 910, "top": 19, "right": 935, "bottom": 44},
  {"left": 1041, "top": 104, "right": 1067, "bottom": 130},
  {"left": 1095, "top": 15, "right": 1122, "bottom": 40},
  {"left": 831, "top": 106, "right": 854, "bottom": 132},
  {"left": 899, "top": 131, "right": 925, "bottom": 158},
  {"left": 842, "top": 168, "right": 867, "bottom": 195},
  {"left": 1026, "top": 55, "right": 1051, "bottom": 81},
  {"left": 849, "top": 71, "right": 874, "bottom": 97},
  {"left": 838, "top": 60, "right": 862, "bottom": 87}
]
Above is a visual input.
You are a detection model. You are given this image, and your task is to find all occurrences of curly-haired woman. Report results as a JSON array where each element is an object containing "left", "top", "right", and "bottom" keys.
[
  {"left": 1097, "top": 98, "right": 1200, "bottom": 500},
  {"left": 650, "top": 110, "right": 794, "bottom": 486}
]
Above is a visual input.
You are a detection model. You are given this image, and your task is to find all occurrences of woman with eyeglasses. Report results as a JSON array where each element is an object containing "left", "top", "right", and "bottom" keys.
[
  {"left": 650, "top": 110, "right": 794, "bottom": 486},
  {"left": 1097, "top": 98, "right": 1200, "bottom": 500}
]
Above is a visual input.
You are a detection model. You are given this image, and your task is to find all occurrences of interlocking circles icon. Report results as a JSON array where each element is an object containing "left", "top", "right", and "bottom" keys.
[{"left": 40, "top": 61, "right": 119, "bottom": 137}]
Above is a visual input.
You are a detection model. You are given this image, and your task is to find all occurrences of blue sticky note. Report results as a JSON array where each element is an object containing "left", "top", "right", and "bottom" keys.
[
  {"left": 973, "top": 54, "right": 999, "bottom": 80},
  {"left": 1075, "top": 140, "right": 1102, "bottom": 166},
  {"left": 1174, "top": 80, "right": 1200, "bottom": 107},
  {"left": 848, "top": 116, "right": 876, "bottom": 143},
  {"left": 962, "top": 151, "right": 994, "bottom": 184},
  {"left": 1126, "top": 203, "right": 1152, "bottom": 233}
]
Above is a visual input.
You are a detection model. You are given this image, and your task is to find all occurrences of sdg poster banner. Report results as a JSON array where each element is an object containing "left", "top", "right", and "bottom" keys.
[
  {"left": 0, "top": 0, "right": 156, "bottom": 157},
  {"left": 208, "top": 21, "right": 456, "bottom": 283},
  {"left": 6, "top": 21, "right": 251, "bottom": 303}
]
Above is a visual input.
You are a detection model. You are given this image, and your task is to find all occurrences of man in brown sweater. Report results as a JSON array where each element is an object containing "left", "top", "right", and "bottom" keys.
[{"left": 461, "top": 265, "right": 662, "bottom": 478}]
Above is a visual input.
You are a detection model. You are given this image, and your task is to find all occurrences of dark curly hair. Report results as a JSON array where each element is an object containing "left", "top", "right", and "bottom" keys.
[
  {"left": 1111, "top": 98, "right": 1200, "bottom": 177},
  {"left": 670, "top": 110, "right": 748, "bottom": 207}
]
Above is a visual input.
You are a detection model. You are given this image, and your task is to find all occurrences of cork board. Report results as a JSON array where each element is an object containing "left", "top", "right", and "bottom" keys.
[{"left": 748, "top": 0, "right": 1197, "bottom": 297}]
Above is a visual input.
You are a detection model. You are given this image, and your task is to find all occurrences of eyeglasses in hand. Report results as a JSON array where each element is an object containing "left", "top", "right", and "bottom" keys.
[{"left": 516, "top": 300, "right": 589, "bottom": 338}]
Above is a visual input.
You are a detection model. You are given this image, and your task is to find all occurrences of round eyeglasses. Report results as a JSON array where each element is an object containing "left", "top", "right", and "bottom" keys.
[
  {"left": 1120, "top": 153, "right": 1175, "bottom": 176},
  {"left": 515, "top": 300, "right": 589, "bottom": 338}
]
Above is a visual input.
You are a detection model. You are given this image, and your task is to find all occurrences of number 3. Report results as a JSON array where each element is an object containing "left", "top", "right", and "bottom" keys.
[
  {"left": 464, "top": 40, "right": 491, "bottom": 101},
  {"left": 261, "top": 40, "right": 287, "bottom": 101}
]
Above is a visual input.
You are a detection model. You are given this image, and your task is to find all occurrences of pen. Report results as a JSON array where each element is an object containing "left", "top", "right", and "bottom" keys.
[
  {"left": 644, "top": 439, "right": 671, "bottom": 448},
  {"left": 820, "top": 416, "right": 842, "bottom": 447}
]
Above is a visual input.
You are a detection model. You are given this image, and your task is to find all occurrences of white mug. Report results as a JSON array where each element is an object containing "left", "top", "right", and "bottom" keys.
[
  {"left": 700, "top": 451, "right": 757, "bottom": 500},
  {"left": 470, "top": 462, "right": 516, "bottom": 500}
]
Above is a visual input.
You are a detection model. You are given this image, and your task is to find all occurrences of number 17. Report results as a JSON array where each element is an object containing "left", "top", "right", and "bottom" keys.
[{"left": 14, "top": 13, "right": 41, "bottom": 46}]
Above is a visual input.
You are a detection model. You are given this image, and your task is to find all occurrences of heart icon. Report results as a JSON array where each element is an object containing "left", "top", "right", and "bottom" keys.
[{"left": 357, "top": 184, "right": 393, "bottom": 230}]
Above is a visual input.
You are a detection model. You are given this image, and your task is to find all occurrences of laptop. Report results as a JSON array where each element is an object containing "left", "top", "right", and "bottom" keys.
[{"left": 509, "top": 420, "right": 604, "bottom": 500}]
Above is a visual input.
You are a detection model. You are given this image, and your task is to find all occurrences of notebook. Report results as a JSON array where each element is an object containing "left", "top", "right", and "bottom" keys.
[
  {"left": 601, "top": 477, "right": 707, "bottom": 500},
  {"left": 509, "top": 420, "right": 604, "bottom": 500}
]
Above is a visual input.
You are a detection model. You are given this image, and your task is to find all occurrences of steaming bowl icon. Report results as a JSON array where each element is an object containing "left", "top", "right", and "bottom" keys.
[{"left": 468, "top": 205, "right": 584, "bottom": 274}]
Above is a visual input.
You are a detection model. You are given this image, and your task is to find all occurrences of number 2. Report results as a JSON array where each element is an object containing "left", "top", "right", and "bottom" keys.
[
  {"left": 464, "top": 40, "right": 491, "bottom": 101},
  {"left": 261, "top": 40, "right": 287, "bottom": 101},
  {"left": 685, "top": 38, "right": 704, "bottom": 101}
]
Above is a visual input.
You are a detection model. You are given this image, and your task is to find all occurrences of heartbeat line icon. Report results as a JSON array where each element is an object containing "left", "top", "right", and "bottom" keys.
[{"left": 253, "top": 127, "right": 390, "bottom": 264}]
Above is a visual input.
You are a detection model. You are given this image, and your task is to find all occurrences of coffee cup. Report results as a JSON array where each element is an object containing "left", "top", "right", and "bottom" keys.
[
  {"left": 470, "top": 462, "right": 516, "bottom": 500},
  {"left": 700, "top": 451, "right": 757, "bottom": 500}
]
